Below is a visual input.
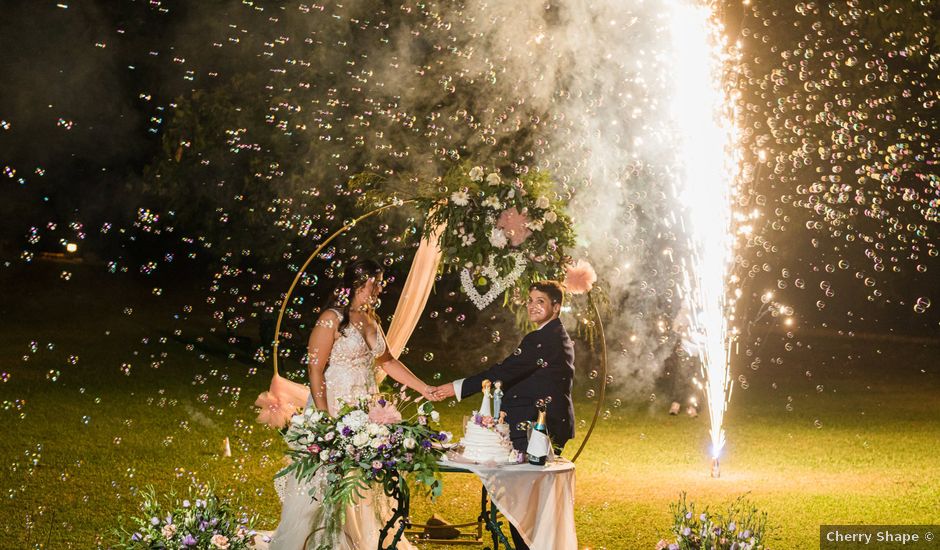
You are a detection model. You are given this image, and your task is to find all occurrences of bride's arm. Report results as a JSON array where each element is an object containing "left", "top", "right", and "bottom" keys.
[
  {"left": 374, "top": 323, "right": 435, "bottom": 400},
  {"left": 376, "top": 354, "right": 436, "bottom": 401},
  {"left": 307, "top": 310, "right": 339, "bottom": 411}
]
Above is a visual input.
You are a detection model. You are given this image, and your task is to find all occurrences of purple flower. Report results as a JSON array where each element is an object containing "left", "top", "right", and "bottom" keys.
[
  {"left": 131, "top": 532, "right": 142, "bottom": 542},
  {"left": 741, "top": 530, "right": 752, "bottom": 539},
  {"left": 682, "top": 527, "right": 691, "bottom": 537},
  {"left": 210, "top": 518, "right": 219, "bottom": 526},
  {"left": 151, "top": 517, "right": 160, "bottom": 526},
  {"left": 685, "top": 512, "right": 692, "bottom": 520},
  {"left": 342, "top": 426, "right": 353, "bottom": 437},
  {"left": 729, "top": 521, "right": 736, "bottom": 532},
  {"left": 421, "top": 440, "right": 432, "bottom": 449},
  {"left": 182, "top": 499, "right": 191, "bottom": 508},
  {"left": 436, "top": 432, "right": 448, "bottom": 441},
  {"left": 378, "top": 398, "right": 387, "bottom": 406},
  {"left": 199, "top": 520, "right": 208, "bottom": 531},
  {"left": 196, "top": 499, "right": 207, "bottom": 508},
  {"left": 668, "top": 545, "right": 679, "bottom": 550},
  {"left": 181, "top": 533, "right": 197, "bottom": 546}
]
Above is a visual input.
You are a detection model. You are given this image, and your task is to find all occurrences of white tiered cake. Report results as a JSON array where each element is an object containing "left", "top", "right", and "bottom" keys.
[{"left": 458, "top": 380, "right": 518, "bottom": 463}]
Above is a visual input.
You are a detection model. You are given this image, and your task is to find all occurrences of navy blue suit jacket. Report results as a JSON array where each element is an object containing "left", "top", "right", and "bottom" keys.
[{"left": 460, "top": 318, "right": 575, "bottom": 452}]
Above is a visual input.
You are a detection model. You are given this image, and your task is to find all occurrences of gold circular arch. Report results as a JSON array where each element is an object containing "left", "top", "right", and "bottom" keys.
[{"left": 271, "top": 202, "right": 608, "bottom": 463}]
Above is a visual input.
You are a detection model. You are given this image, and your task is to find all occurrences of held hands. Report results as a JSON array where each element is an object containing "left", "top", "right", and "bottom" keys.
[
  {"left": 429, "top": 383, "right": 456, "bottom": 400},
  {"left": 420, "top": 386, "right": 442, "bottom": 402},
  {"left": 419, "top": 382, "right": 455, "bottom": 401}
]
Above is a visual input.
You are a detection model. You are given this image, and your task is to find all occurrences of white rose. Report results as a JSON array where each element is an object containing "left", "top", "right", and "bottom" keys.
[
  {"left": 403, "top": 437, "right": 417, "bottom": 450},
  {"left": 352, "top": 432, "right": 370, "bottom": 447},
  {"left": 544, "top": 210, "right": 557, "bottom": 223},
  {"left": 319, "top": 449, "right": 331, "bottom": 461},
  {"left": 468, "top": 166, "right": 484, "bottom": 181},
  {"left": 488, "top": 227, "right": 508, "bottom": 249},
  {"left": 370, "top": 437, "right": 386, "bottom": 449},
  {"left": 430, "top": 411, "right": 440, "bottom": 422},
  {"left": 485, "top": 172, "right": 501, "bottom": 185},
  {"left": 535, "top": 196, "right": 550, "bottom": 209},
  {"left": 290, "top": 415, "right": 304, "bottom": 427}
]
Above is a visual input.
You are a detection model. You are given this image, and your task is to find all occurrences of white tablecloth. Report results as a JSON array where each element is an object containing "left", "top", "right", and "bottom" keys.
[{"left": 439, "top": 458, "right": 577, "bottom": 549}]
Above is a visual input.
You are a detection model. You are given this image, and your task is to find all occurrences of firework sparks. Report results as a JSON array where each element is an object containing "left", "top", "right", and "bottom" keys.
[{"left": 668, "top": 0, "right": 739, "bottom": 470}]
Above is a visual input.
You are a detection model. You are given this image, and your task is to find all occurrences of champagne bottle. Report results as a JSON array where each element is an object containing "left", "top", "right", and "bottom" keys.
[{"left": 526, "top": 408, "right": 550, "bottom": 465}]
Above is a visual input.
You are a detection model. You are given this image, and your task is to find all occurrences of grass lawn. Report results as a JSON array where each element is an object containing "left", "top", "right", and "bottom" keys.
[{"left": 1, "top": 262, "right": 938, "bottom": 548}]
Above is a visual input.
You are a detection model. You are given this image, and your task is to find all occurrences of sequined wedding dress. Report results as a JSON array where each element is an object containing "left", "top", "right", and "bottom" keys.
[{"left": 266, "top": 310, "right": 416, "bottom": 550}]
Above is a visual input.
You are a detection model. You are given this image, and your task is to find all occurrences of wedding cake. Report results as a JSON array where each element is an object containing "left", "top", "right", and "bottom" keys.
[{"left": 458, "top": 380, "right": 518, "bottom": 463}]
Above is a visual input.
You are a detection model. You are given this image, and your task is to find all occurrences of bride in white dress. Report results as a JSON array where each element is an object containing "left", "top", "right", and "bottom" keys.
[{"left": 268, "top": 259, "right": 439, "bottom": 550}]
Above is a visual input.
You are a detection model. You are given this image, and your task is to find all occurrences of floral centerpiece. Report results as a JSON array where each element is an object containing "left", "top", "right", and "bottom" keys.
[
  {"left": 656, "top": 493, "right": 770, "bottom": 550},
  {"left": 351, "top": 163, "right": 577, "bottom": 311},
  {"left": 277, "top": 396, "right": 449, "bottom": 538},
  {"left": 112, "top": 485, "right": 258, "bottom": 549}
]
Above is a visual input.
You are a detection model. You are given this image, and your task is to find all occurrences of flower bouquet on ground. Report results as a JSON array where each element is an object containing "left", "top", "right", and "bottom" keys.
[
  {"left": 656, "top": 493, "right": 770, "bottom": 550},
  {"left": 277, "top": 395, "right": 450, "bottom": 512},
  {"left": 112, "top": 485, "right": 258, "bottom": 549}
]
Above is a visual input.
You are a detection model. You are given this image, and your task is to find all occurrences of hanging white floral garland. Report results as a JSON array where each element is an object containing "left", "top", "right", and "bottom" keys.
[{"left": 460, "top": 252, "right": 528, "bottom": 310}]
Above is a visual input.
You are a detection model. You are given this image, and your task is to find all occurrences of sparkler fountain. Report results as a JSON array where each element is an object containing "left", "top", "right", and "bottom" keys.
[{"left": 667, "top": 0, "right": 740, "bottom": 477}]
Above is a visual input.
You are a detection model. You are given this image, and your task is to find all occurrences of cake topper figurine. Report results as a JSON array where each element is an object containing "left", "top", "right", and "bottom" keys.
[
  {"left": 493, "top": 380, "right": 504, "bottom": 420},
  {"left": 480, "top": 379, "right": 492, "bottom": 417}
]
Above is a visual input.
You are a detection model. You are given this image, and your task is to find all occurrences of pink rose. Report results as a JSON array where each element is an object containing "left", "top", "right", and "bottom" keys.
[
  {"left": 211, "top": 534, "right": 231, "bottom": 549},
  {"left": 306, "top": 443, "right": 321, "bottom": 454},
  {"left": 371, "top": 460, "right": 384, "bottom": 470},
  {"left": 496, "top": 207, "right": 532, "bottom": 247}
]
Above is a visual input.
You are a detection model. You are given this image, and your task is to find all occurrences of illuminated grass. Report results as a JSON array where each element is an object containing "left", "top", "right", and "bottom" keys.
[{"left": 1, "top": 266, "right": 938, "bottom": 548}]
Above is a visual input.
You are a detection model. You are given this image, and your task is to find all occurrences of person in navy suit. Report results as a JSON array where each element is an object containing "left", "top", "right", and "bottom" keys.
[{"left": 432, "top": 281, "right": 575, "bottom": 550}]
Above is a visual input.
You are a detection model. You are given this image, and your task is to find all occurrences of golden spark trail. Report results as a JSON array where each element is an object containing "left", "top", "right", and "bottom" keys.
[{"left": 668, "top": 0, "right": 739, "bottom": 471}]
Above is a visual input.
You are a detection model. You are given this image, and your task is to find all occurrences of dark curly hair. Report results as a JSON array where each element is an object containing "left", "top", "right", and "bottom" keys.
[{"left": 325, "top": 258, "right": 384, "bottom": 334}]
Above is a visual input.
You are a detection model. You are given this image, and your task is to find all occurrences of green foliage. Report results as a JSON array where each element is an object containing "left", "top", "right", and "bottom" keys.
[
  {"left": 352, "top": 161, "right": 577, "bottom": 312},
  {"left": 277, "top": 397, "right": 447, "bottom": 544},
  {"left": 658, "top": 492, "right": 770, "bottom": 550},
  {"left": 112, "top": 485, "right": 258, "bottom": 549}
]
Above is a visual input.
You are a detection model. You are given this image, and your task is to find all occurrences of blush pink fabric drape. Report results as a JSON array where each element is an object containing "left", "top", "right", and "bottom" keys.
[{"left": 377, "top": 223, "right": 444, "bottom": 381}]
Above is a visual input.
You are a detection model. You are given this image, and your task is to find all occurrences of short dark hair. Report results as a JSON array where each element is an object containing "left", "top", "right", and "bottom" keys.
[{"left": 529, "top": 280, "right": 565, "bottom": 305}]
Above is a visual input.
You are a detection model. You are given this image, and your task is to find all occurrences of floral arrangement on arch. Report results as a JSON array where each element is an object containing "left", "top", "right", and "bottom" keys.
[
  {"left": 277, "top": 395, "right": 449, "bottom": 540},
  {"left": 351, "top": 163, "right": 577, "bottom": 310},
  {"left": 112, "top": 485, "right": 258, "bottom": 549}
]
